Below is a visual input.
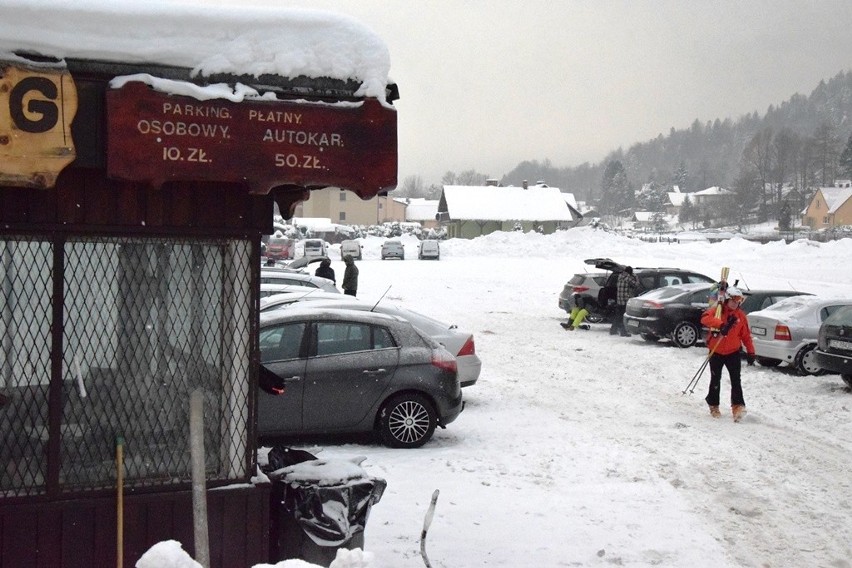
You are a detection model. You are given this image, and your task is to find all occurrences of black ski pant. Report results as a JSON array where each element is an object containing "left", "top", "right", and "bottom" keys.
[
  {"left": 705, "top": 351, "right": 745, "bottom": 407},
  {"left": 609, "top": 305, "right": 628, "bottom": 335}
]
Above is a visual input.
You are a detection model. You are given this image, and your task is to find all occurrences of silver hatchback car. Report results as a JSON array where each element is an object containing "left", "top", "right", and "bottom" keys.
[
  {"left": 381, "top": 239, "right": 405, "bottom": 260},
  {"left": 257, "top": 307, "right": 463, "bottom": 448}
]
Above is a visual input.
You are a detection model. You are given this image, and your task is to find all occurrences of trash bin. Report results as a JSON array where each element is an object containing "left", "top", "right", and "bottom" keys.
[{"left": 267, "top": 451, "right": 386, "bottom": 567}]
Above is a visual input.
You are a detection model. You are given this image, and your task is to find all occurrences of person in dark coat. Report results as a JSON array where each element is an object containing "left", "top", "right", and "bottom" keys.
[
  {"left": 342, "top": 254, "right": 359, "bottom": 297},
  {"left": 314, "top": 258, "right": 335, "bottom": 285},
  {"left": 609, "top": 266, "right": 639, "bottom": 337}
]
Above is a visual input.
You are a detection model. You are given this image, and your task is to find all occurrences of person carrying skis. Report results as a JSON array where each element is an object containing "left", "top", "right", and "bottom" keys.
[{"left": 699, "top": 286, "right": 756, "bottom": 421}]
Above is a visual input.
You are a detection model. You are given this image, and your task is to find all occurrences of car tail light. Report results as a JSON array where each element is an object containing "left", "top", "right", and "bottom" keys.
[
  {"left": 457, "top": 336, "right": 476, "bottom": 357},
  {"left": 431, "top": 349, "right": 457, "bottom": 373},
  {"left": 572, "top": 286, "right": 589, "bottom": 293},
  {"left": 641, "top": 300, "right": 664, "bottom": 309},
  {"left": 774, "top": 325, "right": 792, "bottom": 341}
]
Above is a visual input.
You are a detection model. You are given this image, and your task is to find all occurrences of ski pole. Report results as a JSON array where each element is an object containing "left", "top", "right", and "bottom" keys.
[{"left": 683, "top": 339, "right": 721, "bottom": 394}]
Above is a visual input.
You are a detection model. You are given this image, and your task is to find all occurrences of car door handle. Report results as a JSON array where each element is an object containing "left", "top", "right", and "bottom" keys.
[
  {"left": 362, "top": 369, "right": 387, "bottom": 375},
  {"left": 282, "top": 376, "right": 301, "bottom": 383}
]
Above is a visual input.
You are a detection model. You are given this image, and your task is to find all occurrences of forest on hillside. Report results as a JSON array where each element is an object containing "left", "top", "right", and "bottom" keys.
[{"left": 398, "top": 70, "right": 852, "bottom": 227}]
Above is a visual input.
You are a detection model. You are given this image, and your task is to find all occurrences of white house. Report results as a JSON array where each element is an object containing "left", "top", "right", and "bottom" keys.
[{"left": 437, "top": 183, "right": 578, "bottom": 238}]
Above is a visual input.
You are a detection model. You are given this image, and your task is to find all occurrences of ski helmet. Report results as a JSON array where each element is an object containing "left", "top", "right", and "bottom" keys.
[{"left": 726, "top": 287, "right": 744, "bottom": 301}]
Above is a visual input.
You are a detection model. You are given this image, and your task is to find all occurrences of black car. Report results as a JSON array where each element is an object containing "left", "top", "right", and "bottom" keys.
[
  {"left": 257, "top": 307, "right": 463, "bottom": 448},
  {"left": 814, "top": 305, "right": 852, "bottom": 388},
  {"left": 560, "top": 258, "right": 716, "bottom": 323},
  {"left": 624, "top": 284, "right": 811, "bottom": 348},
  {"left": 624, "top": 283, "right": 714, "bottom": 347}
]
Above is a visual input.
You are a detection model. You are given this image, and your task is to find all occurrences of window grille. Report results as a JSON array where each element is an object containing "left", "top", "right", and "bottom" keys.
[{"left": 1, "top": 236, "right": 253, "bottom": 497}]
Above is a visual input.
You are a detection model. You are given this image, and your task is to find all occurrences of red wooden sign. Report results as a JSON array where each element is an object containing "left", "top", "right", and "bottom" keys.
[{"left": 106, "top": 82, "right": 397, "bottom": 197}]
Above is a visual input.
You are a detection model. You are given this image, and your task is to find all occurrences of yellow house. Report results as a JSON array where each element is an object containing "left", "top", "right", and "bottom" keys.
[
  {"left": 292, "top": 187, "right": 408, "bottom": 225},
  {"left": 801, "top": 182, "right": 852, "bottom": 229}
]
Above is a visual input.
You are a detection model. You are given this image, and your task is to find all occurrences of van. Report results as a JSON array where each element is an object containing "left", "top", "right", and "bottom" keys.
[
  {"left": 418, "top": 239, "right": 440, "bottom": 260},
  {"left": 340, "top": 239, "right": 362, "bottom": 260},
  {"left": 300, "top": 239, "right": 328, "bottom": 258}
]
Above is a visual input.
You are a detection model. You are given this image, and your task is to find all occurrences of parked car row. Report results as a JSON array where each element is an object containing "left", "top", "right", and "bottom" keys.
[
  {"left": 623, "top": 283, "right": 810, "bottom": 348},
  {"left": 609, "top": 270, "right": 852, "bottom": 381},
  {"left": 559, "top": 258, "right": 716, "bottom": 323}
]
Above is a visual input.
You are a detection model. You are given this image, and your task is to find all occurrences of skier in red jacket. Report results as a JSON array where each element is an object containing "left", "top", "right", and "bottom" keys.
[{"left": 699, "top": 286, "right": 756, "bottom": 421}]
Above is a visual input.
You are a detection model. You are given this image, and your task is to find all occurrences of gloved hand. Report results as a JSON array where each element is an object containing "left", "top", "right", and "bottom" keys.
[
  {"left": 746, "top": 354, "right": 755, "bottom": 366},
  {"left": 719, "top": 314, "right": 737, "bottom": 335}
]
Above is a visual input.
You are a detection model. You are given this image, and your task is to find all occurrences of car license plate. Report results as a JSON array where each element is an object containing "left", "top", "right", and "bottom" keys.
[
  {"left": 627, "top": 320, "right": 639, "bottom": 328},
  {"left": 751, "top": 326, "right": 766, "bottom": 336},
  {"left": 829, "top": 338, "right": 852, "bottom": 351}
]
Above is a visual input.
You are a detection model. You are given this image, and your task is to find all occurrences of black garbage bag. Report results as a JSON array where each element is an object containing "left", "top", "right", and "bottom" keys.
[
  {"left": 280, "top": 458, "right": 386, "bottom": 547},
  {"left": 263, "top": 445, "right": 318, "bottom": 476}
]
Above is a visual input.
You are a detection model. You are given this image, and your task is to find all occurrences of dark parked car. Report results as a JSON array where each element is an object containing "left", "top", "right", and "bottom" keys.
[
  {"left": 813, "top": 305, "right": 852, "bottom": 387},
  {"left": 257, "top": 307, "right": 463, "bottom": 448},
  {"left": 624, "top": 283, "right": 714, "bottom": 347},
  {"left": 624, "top": 284, "right": 811, "bottom": 348},
  {"left": 559, "top": 258, "right": 715, "bottom": 323}
]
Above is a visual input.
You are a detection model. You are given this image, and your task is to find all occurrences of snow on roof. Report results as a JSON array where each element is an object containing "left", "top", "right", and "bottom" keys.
[
  {"left": 405, "top": 198, "right": 439, "bottom": 221},
  {"left": 0, "top": 0, "right": 392, "bottom": 101},
  {"left": 561, "top": 192, "right": 579, "bottom": 211},
  {"left": 668, "top": 192, "right": 688, "bottom": 206},
  {"left": 442, "top": 185, "right": 574, "bottom": 221},
  {"left": 817, "top": 186, "right": 852, "bottom": 213},
  {"left": 694, "top": 186, "right": 733, "bottom": 196}
]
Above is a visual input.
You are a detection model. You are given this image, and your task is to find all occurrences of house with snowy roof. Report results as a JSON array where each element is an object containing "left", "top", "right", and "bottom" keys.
[
  {"left": 437, "top": 182, "right": 579, "bottom": 238},
  {"left": 666, "top": 185, "right": 689, "bottom": 216},
  {"left": 801, "top": 180, "right": 852, "bottom": 229},
  {"left": 405, "top": 198, "right": 440, "bottom": 230}
]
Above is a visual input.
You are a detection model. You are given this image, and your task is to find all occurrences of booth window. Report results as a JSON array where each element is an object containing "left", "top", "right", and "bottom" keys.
[{"left": 1, "top": 236, "right": 252, "bottom": 497}]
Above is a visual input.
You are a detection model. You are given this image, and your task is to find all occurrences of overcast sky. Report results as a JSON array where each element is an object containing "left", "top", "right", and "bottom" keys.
[{"left": 201, "top": 0, "right": 852, "bottom": 187}]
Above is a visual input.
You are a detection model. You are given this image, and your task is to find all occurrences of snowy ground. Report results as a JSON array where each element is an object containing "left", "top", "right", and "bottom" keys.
[
  {"left": 151, "top": 228, "right": 852, "bottom": 568},
  {"left": 297, "top": 228, "right": 852, "bottom": 568}
]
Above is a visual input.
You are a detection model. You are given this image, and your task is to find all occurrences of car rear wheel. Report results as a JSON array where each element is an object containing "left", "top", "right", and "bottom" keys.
[
  {"left": 671, "top": 322, "right": 699, "bottom": 348},
  {"left": 379, "top": 393, "right": 437, "bottom": 448},
  {"left": 756, "top": 356, "right": 782, "bottom": 368},
  {"left": 640, "top": 333, "right": 660, "bottom": 342},
  {"left": 793, "top": 344, "right": 826, "bottom": 376}
]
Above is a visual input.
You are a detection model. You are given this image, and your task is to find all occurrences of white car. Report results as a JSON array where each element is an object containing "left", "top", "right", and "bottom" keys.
[
  {"left": 748, "top": 296, "right": 852, "bottom": 375},
  {"left": 260, "top": 269, "right": 340, "bottom": 294},
  {"left": 381, "top": 240, "right": 405, "bottom": 260},
  {"left": 296, "top": 238, "right": 328, "bottom": 259},
  {"left": 260, "top": 291, "right": 351, "bottom": 312},
  {"left": 265, "top": 297, "right": 482, "bottom": 387}
]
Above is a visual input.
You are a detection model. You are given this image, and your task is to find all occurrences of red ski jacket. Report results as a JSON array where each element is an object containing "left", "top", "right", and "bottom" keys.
[{"left": 701, "top": 304, "right": 755, "bottom": 356}]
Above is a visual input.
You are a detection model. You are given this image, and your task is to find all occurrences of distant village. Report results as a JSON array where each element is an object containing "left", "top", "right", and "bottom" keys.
[{"left": 279, "top": 179, "right": 852, "bottom": 243}]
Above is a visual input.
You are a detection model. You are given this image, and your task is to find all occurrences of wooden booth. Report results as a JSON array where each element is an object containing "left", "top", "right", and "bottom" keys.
[{"left": 0, "top": 29, "right": 397, "bottom": 568}]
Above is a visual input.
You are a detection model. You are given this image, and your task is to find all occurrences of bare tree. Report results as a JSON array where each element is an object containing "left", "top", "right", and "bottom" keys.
[
  {"left": 741, "top": 127, "right": 773, "bottom": 210},
  {"left": 398, "top": 174, "right": 426, "bottom": 197},
  {"left": 812, "top": 122, "right": 841, "bottom": 186}
]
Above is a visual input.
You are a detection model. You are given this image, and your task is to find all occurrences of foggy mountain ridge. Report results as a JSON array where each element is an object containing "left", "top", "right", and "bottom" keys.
[{"left": 501, "top": 69, "right": 852, "bottom": 202}]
